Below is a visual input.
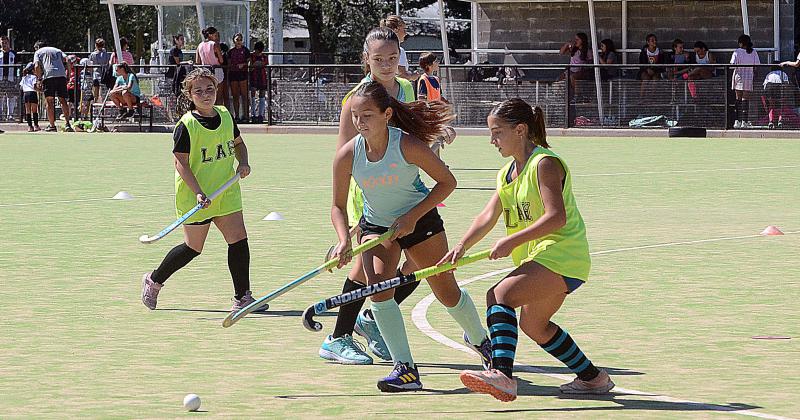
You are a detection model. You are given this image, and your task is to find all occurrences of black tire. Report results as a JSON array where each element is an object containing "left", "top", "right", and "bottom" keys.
[{"left": 668, "top": 127, "right": 707, "bottom": 138}]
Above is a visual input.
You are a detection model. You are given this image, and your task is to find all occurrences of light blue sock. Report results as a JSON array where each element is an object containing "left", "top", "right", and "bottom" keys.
[
  {"left": 371, "top": 299, "right": 413, "bottom": 366},
  {"left": 445, "top": 288, "right": 488, "bottom": 345}
]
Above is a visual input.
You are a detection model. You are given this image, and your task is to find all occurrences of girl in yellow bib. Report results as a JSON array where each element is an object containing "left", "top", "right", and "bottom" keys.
[
  {"left": 319, "top": 27, "right": 429, "bottom": 366},
  {"left": 439, "top": 99, "right": 614, "bottom": 402},
  {"left": 141, "top": 68, "right": 259, "bottom": 313}
]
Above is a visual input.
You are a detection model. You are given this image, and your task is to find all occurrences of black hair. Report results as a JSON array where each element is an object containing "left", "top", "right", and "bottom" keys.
[
  {"left": 253, "top": 41, "right": 265, "bottom": 52},
  {"left": 693, "top": 41, "right": 708, "bottom": 50},
  {"left": 574, "top": 33, "right": 589, "bottom": 61},
  {"left": 738, "top": 34, "right": 754, "bottom": 54},
  {"left": 202, "top": 27, "right": 218, "bottom": 40},
  {"left": 600, "top": 39, "right": 617, "bottom": 53},
  {"left": 173, "top": 34, "right": 184, "bottom": 46}
]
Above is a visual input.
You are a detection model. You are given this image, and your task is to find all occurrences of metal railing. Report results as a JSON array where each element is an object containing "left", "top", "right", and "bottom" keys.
[{"left": 2, "top": 62, "right": 798, "bottom": 131}]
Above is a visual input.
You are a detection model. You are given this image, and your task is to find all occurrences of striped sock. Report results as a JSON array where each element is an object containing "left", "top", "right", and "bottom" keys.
[
  {"left": 371, "top": 299, "right": 414, "bottom": 366},
  {"left": 539, "top": 325, "right": 600, "bottom": 381},
  {"left": 487, "top": 304, "right": 518, "bottom": 378}
]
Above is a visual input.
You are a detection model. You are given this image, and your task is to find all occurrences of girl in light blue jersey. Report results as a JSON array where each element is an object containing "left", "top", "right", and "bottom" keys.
[{"left": 330, "top": 81, "right": 490, "bottom": 393}]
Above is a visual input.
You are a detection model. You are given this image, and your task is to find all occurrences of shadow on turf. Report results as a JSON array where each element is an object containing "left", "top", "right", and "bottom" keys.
[
  {"left": 416, "top": 362, "right": 644, "bottom": 377},
  {"left": 155, "top": 308, "right": 336, "bottom": 318}
]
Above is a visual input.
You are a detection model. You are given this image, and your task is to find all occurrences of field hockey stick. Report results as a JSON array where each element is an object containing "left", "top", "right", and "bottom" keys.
[
  {"left": 221, "top": 229, "right": 395, "bottom": 328},
  {"left": 139, "top": 173, "right": 241, "bottom": 244},
  {"left": 302, "top": 249, "right": 491, "bottom": 332}
]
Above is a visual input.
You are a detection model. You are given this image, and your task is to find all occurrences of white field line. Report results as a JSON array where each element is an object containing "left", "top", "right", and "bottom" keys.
[
  {"left": 411, "top": 233, "right": 799, "bottom": 420},
  {"left": 2, "top": 164, "right": 798, "bottom": 208}
]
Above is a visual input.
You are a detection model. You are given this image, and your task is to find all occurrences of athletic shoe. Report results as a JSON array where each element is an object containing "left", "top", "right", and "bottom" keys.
[
  {"left": 463, "top": 332, "right": 492, "bottom": 370},
  {"left": 27, "top": 127, "right": 34, "bottom": 132},
  {"left": 777, "top": 121, "right": 783, "bottom": 129},
  {"left": 230, "top": 291, "right": 269, "bottom": 313},
  {"left": 354, "top": 309, "right": 391, "bottom": 361},
  {"left": 141, "top": 272, "right": 162, "bottom": 310},
  {"left": 0, "top": 129, "right": 4, "bottom": 134},
  {"left": 63, "top": 125, "right": 74, "bottom": 133},
  {"left": 460, "top": 369, "right": 517, "bottom": 402},
  {"left": 318, "top": 334, "right": 373, "bottom": 365},
  {"left": 559, "top": 369, "right": 615, "bottom": 394},
  {"left": 44, "top": 125, "right": 57, "bottom": 132},
  {"left": 377, "top": 362, "right": 423, "bottom": 392},
  {"left": 768, "top": 122, "right": 775, "bottom": 130},
  {"left": 733, "top": 120, "right": 742, "bottom": 129}
]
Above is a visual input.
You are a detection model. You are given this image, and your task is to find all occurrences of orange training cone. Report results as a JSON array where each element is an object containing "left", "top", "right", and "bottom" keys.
[{"left": 760, "top": 225, "right": 784, "bottom": 236}]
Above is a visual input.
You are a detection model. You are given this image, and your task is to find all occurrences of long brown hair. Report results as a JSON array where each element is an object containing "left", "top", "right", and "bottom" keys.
[
  {"left": 362, "top": 27, "right": 400, "bottom": 75},
  {"left": 352, "top": 81, "right": 454, "bottom": 145},
  {"left": 490, "top": 98, "right": 548, "bottom": 148},
  {"left": 180, "top": 67, "right": 219, "bottom": 110},
  {"left": 380, "top": 15, "right": 405, "bottom": 31}
]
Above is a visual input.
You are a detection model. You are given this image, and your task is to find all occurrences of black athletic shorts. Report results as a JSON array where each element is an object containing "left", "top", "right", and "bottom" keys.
[
  {"left": 42, "top": 77, "right": 68, "bottom": 98},
  {"left": 359, "top": 208, "right": 445, "bottom": 250},
  {"left": 187, "top": 217, "right": 213, "bottom": 226},
  {"left": 23, "top": 91, "right": 39, "bottom": 104}
]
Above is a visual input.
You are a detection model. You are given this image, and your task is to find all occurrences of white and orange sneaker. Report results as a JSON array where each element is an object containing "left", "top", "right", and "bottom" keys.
[
  {"left": 460, "top": 369, "right": 517, "bottom": 402},
  {"left": 560, "top": 369, "right": 615, "bottom": 394}
]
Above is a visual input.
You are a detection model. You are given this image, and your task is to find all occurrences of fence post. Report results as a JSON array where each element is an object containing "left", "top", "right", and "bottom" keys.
[
  {"left": 266, "top": 65, "right": 273, "bottom": 126},
  {"left": 564, "top": 65, "right": 571, "bottom": 128},
  {"left": 724, "top": 65, "right": 730, "bottom": 129}
]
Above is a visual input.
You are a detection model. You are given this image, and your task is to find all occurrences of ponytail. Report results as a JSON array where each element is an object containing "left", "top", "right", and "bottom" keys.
[
  {"left": 489, "top": 98, "right": 548, "bottom": 148},
  {"left": 738, "top": 34, "right": 754, "bottom": 54},
  {"left": 353, "top": 81, "right": 454, "bottom": 145}
]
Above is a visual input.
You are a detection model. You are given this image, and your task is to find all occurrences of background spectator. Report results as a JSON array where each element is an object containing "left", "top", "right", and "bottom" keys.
[
  {"left": 688, "top": 41, "right": 715, "bottom": 80},
  {"left": 165, "top": 34, "right": 189, "bottom": 79},
  {"left": 227, "top": 33, "right": 250, "bottom": 123},
  {"left": 249, "top": 41, "right": 268, "bottom": 123},
  {"left": 195, "top": 26, "right": 226, "bottom": 105},
  {"left": 89, "top": 38, "right": 111, "bottom": 104},
  {"left": 638, "top": 33, "right": 667, "bottom": 100},
  {"left": 33, "top": 40, "right": 73, "bottom": 132},
  {"left": 380, "top": 15, "right": 419, "bottom": 81},
  {"left": 762, "top": 62, "right": 789, "bottom": 129},
  {"left": 417, "top": 52, "right": 442, "bottom": 101},
  {"left": 110, "top": 37, "right": 134, "bottom": 66},
  {"left": 599, "top": 38, "right": 618, "bottom": 80},
  {"left": 730, "top": 34, "right": 760, "bottom": 128},
  {"left": 559, "top": 32, "right": 592, "bottom": 98},
  {"left": 668, "top": 38, "right": 693, "bottom": 79},
  {"left": 0, "top": 35, "right": 17, "bottom": 121},
  {"left": 20, "top": 62, "right": 40, "bottom": 131},
  {"left": 109, "top": 62, "right": 141, "bottom": 120}
]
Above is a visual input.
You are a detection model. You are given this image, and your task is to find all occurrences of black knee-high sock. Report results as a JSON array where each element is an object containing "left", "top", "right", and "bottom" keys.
[
  {"left": 361, "top": 268, "right": 421, "bottom": 320},
  {"left": 25, "top": 113, "right": 32, "bottom": 128},
  {"left": 332, "top": 278, "right": 366, "bottom": 338},
  {"left": 33, "top": 113, "right": 39, "bottom": 126},
  {"left": 228, "top": 238, "right": 250, "bottom": 300},
  {"left": 393, "top": 267, "right": 420, "bottom": 304},
  {"left": 151, "top": 243, "right": 200, "bottom": 284},
  {"left": 487, "top": 304, "right": 518, "bottom": 378},
  {"left": 539, "top": 324, "right": 600, "bottom": 381},
  {"left": 734, "top": 99, "right": 741, "bottom": 121}
]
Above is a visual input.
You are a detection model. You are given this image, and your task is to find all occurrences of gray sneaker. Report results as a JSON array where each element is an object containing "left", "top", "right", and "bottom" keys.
[
  {"left": 230, "top": 291, "right": 269, "bottom": 313},
  {"left": 141, "top": 272, "right": 162, "bottom": 310},
  {"left": 464, "top": 332, "right": 492, "bottom": 370}
]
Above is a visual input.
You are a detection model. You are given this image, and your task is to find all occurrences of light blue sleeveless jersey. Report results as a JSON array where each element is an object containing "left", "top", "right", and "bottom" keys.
[{"left": 352, "top": 126, "right": 430, "bottom": 227}]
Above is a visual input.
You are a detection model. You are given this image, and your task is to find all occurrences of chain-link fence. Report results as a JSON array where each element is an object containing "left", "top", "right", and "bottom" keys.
[{"left": 3, "top": 62, "right": 799, "bottom": 131}]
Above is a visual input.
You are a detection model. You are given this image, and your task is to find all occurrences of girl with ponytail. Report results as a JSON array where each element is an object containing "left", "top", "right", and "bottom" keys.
[
  {"left": 329, "top": 81, "right": 490, "bottom": 392},
  {"left": 730, "top": 34, "right": 760, "bottom": 128},
  {"left": 440, "top": 98, "right": 614, "bottom": 402},
  {"left": 318, "top": 26, "right": 452, "bottom": 368}
]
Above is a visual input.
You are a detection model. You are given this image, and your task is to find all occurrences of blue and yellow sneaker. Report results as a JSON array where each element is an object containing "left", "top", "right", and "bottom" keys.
[
  {"left": 319, "top": 334, "right": 373, "bottom": 365},
  {"left": 354, "top": 309, "right": 391, "bottom": 361},
  {"left": 377, "top": 362, "right": 423, "bottom": 392},
  {"left": 464, "top": 332, "right": 492, "bottom": 370}
]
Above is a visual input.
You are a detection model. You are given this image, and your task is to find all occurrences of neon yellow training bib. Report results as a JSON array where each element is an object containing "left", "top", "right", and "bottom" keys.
[
  {"left": 175, "top": 106, "right": 243, "bottom": 223},
  {"left": 496, "top": 147, "right": 591, "bottom": 281}
]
